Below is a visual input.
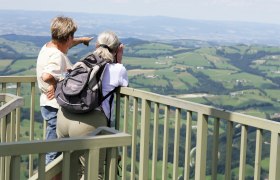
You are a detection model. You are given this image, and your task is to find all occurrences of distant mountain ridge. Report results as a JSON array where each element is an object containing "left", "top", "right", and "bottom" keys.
[{"left": 1, "top": 10, "right": 280, "bottom": 45}]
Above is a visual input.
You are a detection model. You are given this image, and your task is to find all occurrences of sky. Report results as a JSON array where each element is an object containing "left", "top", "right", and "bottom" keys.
[{"left": 0, "top": 0, "right": 280, "bottom": 25}]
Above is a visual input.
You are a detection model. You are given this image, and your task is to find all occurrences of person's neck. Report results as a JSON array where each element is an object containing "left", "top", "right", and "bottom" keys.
[{"left": 47, "top": 40, "right": 69, "bottom": 54}]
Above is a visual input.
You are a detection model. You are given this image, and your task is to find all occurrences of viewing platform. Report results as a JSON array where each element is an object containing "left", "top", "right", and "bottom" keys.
[{"left": 1, "top": 76, "right": 280, "bottom": 180}]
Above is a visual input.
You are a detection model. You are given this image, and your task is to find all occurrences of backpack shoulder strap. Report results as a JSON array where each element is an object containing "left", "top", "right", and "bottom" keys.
[
  {"left": 101, "top": 87, "right": 118, "bottom": 127},
  {"left": 101, "top": 87, "right": 118, "bottom": 103},
  {"left": 80, "top": 53, "right": 107, "bottom": 67}
]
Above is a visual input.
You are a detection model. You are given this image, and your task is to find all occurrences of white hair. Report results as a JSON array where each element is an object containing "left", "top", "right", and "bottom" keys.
[{"left": 94, "top": 31, "right": 121, "bottom": 62}]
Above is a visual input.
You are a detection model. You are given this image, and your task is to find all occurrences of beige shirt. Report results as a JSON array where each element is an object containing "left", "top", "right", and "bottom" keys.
[{"left": 36, "top": 44, "right": 72, "bottom": 108}]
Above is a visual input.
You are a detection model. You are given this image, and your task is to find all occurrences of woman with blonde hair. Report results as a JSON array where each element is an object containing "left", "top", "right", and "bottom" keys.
[
  {"left": 36, "top": 16, "right": 92, "bottom": 164},
  {"left": 56, "top": 31, "right": 128, "bottom": 179}
]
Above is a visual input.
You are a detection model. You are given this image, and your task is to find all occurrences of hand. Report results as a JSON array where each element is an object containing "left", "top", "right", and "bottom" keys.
[
  {"left": 80, "top": 37, "right": 94, "bottom": 46},
  {"left": 46, "top": 84, "right": 55, "bottom": 100},
  {"left": 70, "top": 37, "right": 94, "bottom": 49},
  {"left": 116, "top": 43, "right": 124, "bottom": 63}
]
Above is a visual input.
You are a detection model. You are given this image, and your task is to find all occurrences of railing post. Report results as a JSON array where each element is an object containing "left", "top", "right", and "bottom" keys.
[
  {"left": 38, "top": 153, "right": 46, "bottom": 180},
  {"left": 122, "top": 95, "right": 129, "bottom": 179},
  {"left": 85, "top": 148, "right": 100, "bottom": 180},
  {"left": 225, "top": 121, "right": 233, "bottom": 180},
  {"left": 5, "top": 113, "right": 11, "bottom": 180},
  {"left": 239, "top": 125, "right": 248, "bottom": 180},
  {"left": 16, "top": 82, "right": 21, "bottom": 142},
  {"left": 254, "top": 129, "right": 263, "bottom": 180},
  {"left": 10, "top": 155, "right": 20, "bottom": 180},
  {"left": 151, "top": 102, "right": 159, "bottom": 180},
  {"left": 139, "top": 99, "right": 151, "bottom": 180},
  {"left": 184, "top": 111, "right": 193, "bottom": 180},
  {"left": 131, "top": 97, "right": 139, "bottom": 180},
  {"left": 162, "top": 105, "right": 170, "bottom": 180},
  {"left": 69, "top": 150, "right": 82, "bottom": 179},
  {"left": 62, "top": 151, "right": 70, "bottom": 180},
  {"left": 268, "top": 132, "right": 280, "bottom": 180},
  {"left": 0, "top": 116, "right": 6, "bottom": 180},
  {"left": 211, "top": 118, "right": 220, "bottom": 180},
  {"left": 29, "top": 82, "right": 36, "bottom": 178},
  {"left": 195, "top": 113, "right": 208, "bottom": 180},
  {"left": 172, "top": 108, "right": 181, "bottom": 180},
  {"left": 105, "top": 148, "right": 117, "bottom": 180}
]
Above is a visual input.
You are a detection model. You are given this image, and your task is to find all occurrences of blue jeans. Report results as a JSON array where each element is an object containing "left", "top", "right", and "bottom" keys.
[{"left": 41, "top": 106, "right": 60, "bottom": 164}]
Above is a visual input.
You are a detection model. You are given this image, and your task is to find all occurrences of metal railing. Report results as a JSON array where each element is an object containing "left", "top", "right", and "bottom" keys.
[
  {"left": 116, "top": 87, "right": 280, "bottom": 180},
  {"left": 0, "top": 93, "right": 24, "bottom": 179},
  {"left": 0, "top": 76, "right": 37, "bottom": 178},
  {"left": 0, "top": 127, "right": 131, "bottom": 180},
  {"left": 1, "top": 76, "right": 280, "bottom": 180}
]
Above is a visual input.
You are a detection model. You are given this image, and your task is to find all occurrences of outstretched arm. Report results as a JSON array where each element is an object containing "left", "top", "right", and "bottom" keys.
[{"left": 70, "top": 37, "right": 94, "bottom": 48}]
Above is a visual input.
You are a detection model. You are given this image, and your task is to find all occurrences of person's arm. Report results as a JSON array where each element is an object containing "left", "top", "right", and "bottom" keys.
[
  {"left": 41, "top": 73, "right": 57, "bottom": 100},
  {"left": 70, "top": 37, "right": 93, "bottom": 48}
]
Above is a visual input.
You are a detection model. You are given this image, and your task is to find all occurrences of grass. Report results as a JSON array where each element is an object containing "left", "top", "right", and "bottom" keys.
[
  {"left": 123, "top": 56, "right": 171, "bottom": 69},
  {"left": 11, "top": 59, "right": 36, "bottom": 71},
  {"left": 231, "top": 164, "right": 254, "bottom": 179},
  {"left": 174, "top": 52, "right": 213, "bottom": 67},
  {"left": 20, "top": 119, "right": 44, "bottom": 141},
  {"left": 202, "top": 70, "right": 276, "bottom": 90},
  {"left": 0, "top": 59, "right": 13, "bottom": 70},
  {"left": 0, "top": 38, "right": 40, "bottom": 56}
]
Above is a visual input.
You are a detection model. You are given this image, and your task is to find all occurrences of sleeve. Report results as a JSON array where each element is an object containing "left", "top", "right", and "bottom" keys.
[
  {"left": 118, "top": 66, "right": 129, "bottom": 87},
  {"left": 42, "top": 53, "right": 64, "bottom": 81}
]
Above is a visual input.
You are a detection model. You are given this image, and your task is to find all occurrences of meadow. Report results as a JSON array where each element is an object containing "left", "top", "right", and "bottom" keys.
[{"left": 1, "top": 35, "right": 280, "bottom": 179}]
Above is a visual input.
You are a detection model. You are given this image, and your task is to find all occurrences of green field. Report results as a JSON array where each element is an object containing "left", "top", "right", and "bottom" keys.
[
  {"left": 0, "top": 59, "right": 13, "bottom": 70},
  {"left": 1, "top": 36, "right": 280, "bottom": 178},
  {"left": 1, "top": 39, "right": 280, "bottom": 120}
]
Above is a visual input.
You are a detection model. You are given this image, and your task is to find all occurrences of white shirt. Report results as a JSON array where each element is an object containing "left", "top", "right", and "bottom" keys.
[
  {"left": 36, "top": 44, "right": 72, "bottom": 108},
  {"left": 101, "top": 63, "right": 128, "bottom": 121}
]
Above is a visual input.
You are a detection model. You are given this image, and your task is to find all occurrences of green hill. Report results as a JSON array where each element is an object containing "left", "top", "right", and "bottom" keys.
[
  {"left": 1, "top": 34, "right": 280, "bottom": 120},
  {"left": 1, "top": 34, "right": 279, "bottom": 179}
]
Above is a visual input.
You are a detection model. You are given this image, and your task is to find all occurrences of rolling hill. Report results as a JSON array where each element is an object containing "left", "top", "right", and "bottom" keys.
[{"left": 1, "top": 34, "right": 280, "bottom": 121}]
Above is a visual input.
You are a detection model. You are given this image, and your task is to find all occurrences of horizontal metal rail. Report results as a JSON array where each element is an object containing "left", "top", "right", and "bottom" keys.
[{"left": 0, "top": 93, "right": 24, "bottom": 119}]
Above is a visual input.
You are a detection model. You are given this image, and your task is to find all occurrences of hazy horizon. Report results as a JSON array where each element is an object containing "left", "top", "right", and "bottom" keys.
[{"left": 0, "top": 0, "right": 280, "bottom": 25}]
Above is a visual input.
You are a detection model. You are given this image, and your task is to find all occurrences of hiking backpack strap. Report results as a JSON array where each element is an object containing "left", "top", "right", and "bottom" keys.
[
  {"left": 101, "top": 87, "right": 118, "bottom": 126},
  {"left": 80, "top": 53, "right": 117, "bottom": 125}
]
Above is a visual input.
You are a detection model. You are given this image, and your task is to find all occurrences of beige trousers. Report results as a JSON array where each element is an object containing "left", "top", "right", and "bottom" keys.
[{"left": 57, "top": 107, "right": 107, "bottom": 179}]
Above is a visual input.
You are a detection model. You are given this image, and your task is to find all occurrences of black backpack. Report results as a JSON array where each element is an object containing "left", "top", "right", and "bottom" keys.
[{"left": 55, "top": 53, "right": 115, "bottom": 114}]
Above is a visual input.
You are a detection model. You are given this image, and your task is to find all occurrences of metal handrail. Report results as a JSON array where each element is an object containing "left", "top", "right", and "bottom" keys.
[
  {"left": 0, "top": 93, "right": 24, "bottom": 119},
  {"left": 0, "top": 127, "right": 131, "bottom": 180}
]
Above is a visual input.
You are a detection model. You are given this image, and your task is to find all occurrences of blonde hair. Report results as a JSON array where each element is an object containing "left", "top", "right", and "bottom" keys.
[
  {"left": 94, "top": 31, "right": 121, "bottom": 62},
  {"left": 50, "top": 16, "right": 77, "bottom": 43}
]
